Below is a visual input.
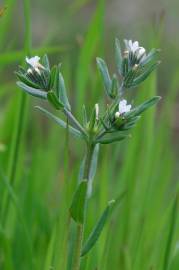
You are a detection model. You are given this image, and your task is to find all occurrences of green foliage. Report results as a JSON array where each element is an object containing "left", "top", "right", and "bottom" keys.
[
  {"left": 96, "top": 57, "right": 112, "bottom": 98},
  {"left": 126, "top": 96, "right": 161, "bottom": 118},
  {"left": 70, "top": 180, "right": 88, "bottom": 224},
  {"left": 36, "top": 106, "right": 83, "bottom": 139},
  {"left": 16, "top": 81, "right": 48, "bottom": 99},
  {"left": 0, "top": 1, "right": 178, "bottom": 270},
  {"left": 47, "top": 90, "right": 64, "bottom": 110},
  {"left": 81, "top": 199, "right": 115, "bottom": 256},
  {"left": 96, "top": 132, "right": 130, "bottom": 144}
]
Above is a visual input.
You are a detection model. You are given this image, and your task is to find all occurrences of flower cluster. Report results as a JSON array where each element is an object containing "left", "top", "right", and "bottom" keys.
[
  {"left": 97, "top": 39, "right": 160, "bottom": 99},
  {"left": 124, "top": 40, "right": 146, "bottom": 64},
  {"left": 121, "top": 39, "right": 160, "bottom": 89},
  {"left": 26, "top": 56, "right": 44, "bottom": 74},
  {"left": 16, "top": 55, "right": 51, "bottom": 94},
  {"left": 16, "top": 38, "right": 161, "bottom": 146}
]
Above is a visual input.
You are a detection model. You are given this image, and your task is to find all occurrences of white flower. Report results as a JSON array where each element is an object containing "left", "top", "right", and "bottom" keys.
[
  {"left": 95, "top": 103, "right": 99, "bottom": 120},
  {"left": 25, "top": 56, "right": 44, "bottom": 73},
  {"left": 124, "top": 39, "right": 146, "bottom": 59},
  {"left": 115, "top": 99, "right": 131, "bottom": 118},
  {"left": 26, "top": 56, "right": 40, "bottom": 68}
]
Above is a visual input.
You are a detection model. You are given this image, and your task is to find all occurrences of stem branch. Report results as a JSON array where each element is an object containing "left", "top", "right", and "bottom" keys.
[{"left": 63, "top": 108, "right": 87, "bottom": 138}]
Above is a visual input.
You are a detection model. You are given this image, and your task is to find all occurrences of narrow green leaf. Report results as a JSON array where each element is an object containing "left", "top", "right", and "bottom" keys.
[
  {"left": 52, "top": 65, "right": 71, "bottom": 110},
  {"left": 15, "top": 72, "right": 41, "bottom": 89},
  {"left": 16, "top": 81, "right": 47, "bottom": 99},
  {"left": 36, "top": 106, "right": 83, "bottom": 139},
  {"left": 41, "top": 54, "right": 50, "bottom": 71},
  {"left": 89, "top": 104, "right": 97, "bottom": 130},
  {"left": 126, "top": 96, "right": 161, "bottom": 118},
  {"left": 140, "top": 48, "right": 160, "bottom": 66},
  {"left": 82, "top": 105, "right": 88, "bottom": 127},
  {"left": 96, "top": 57, "right": 112, "bottom": 97},
  {"left": 81, "top": 200, "right": 115, "bottom": 257},
  {"left": 115, "top": 38, "right": 123, "bottom": 75},
  {"left": 47, "top": 91, "right": 64, "bottom": 110},
  {"left": 96, "top": 132, "right": 130, "bottom": 144},
  {"left": 124, "top": 68, "right": 138, "bottom": 88},
  {"left": 132, "top": 61, "right": 160, "bottom": 86},
  {"left": 48, "top": 65, "right": 57, "bottom": 90},
  {"left": 111, "top": 74, "right": 119, "bottom": 98},
  {"left": 121, "top": 116, "right": 141, "bottom": 130},
  {"left": 69, "top": 180, "right": 87, "bottom": 224},
  {"left": 53, "top": 64, "right": 61, "bottom": 96},
  {"left": 58, "top": 72, "right": 71, "bottom": 111}
]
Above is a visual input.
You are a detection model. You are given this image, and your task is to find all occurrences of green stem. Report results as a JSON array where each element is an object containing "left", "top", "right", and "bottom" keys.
[
  {"left": 63, "top": 108, "right": 87, "bottom": 138},
  {"left": 72, "top": 143, "right": 95, "bottom": 270},
  {"left": 72, "top": 224, "right": 84, "bottom": 270}
]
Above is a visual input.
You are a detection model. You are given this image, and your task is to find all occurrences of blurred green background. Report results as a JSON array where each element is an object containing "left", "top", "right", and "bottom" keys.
[{"left": 0, "top": 0, "right": 179, "bottom": 270}]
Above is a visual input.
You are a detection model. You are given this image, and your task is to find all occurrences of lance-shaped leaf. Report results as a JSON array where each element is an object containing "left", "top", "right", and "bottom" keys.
[
  {"left": 131, "top": 61, "right": 160, "bottom": 87},
  {"left": 115, "top": 38, "right": 123, "bottom": 75},
  {"left": 121, "top": 116, "right": 141, "bottom": 131},
  {"left": 123, "top": 67, "right": 138, "bottom": 88},
  {"left": 82, "top": 105, "right": 88, "bottom": 127},
  {"left": 81, "top": 200, "right": 115, "bottom": 257},
  {"left": 52, "top": 65, "right": 71, "bottom": 110},
  {"left": 36, "top": 106, "right": 83, "bottom": 139},
  {"left": 48, "top": 65, "right": 57, "bottom": 90},
  {"left": 15, "top": 72, "right": 41, "bottom": 89},
  {"left": 140, "top": 48, "right": 160, "bottom": 66},
  {"left": 81, "top": 191, "right": 126, "bottom": 257},
  {"left": 88, "top": 104, "right": 98, "bottom": 131},
  {"left": 41, "top": 54, "right": 50, "bottom": 71},
  {"left": 96, "top": 132, "right": 130, "bottom": 144},
  {"left": 58, "top": 72, "right": 71, "bottom": 111},
  {"left": 47, "top": 91, "right": 64, "bottom": 110},
  {"left": 69, "top": 180, "right": 87, "bottom": 224},
  {"left": 111, "top": 74, "right": 119, "bottom": 98},
  {"left": 53, "top": 64, "right": 60, "bottom": 95},
  {"left": 126, "top": 96, "right": 161, "bottom": 118},
  {"left": 96, "top": 57, "right": 112, "bottom": 98},
  {"left": 16, "top": 81, "right": 47, "bottom": 99}
]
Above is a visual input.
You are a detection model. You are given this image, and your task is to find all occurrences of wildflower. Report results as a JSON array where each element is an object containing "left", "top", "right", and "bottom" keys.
[
  {"left": 115, "top": 99, "right": 131, "bottom": 118},
  {"left": 26, "top": 56, "right": 44, "bottom": 73},
  {"left": 124, "top": 39, "right": 146, "bottom": 61}
]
